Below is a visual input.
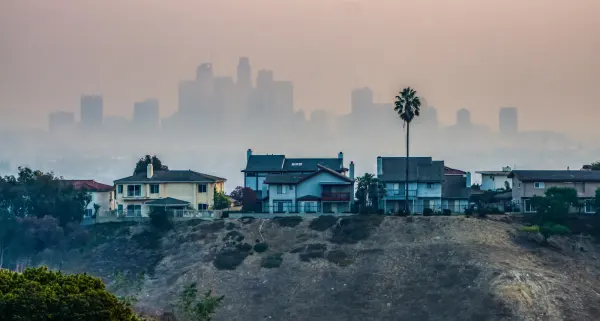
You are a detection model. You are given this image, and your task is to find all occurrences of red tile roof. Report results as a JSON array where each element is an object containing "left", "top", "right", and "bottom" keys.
[
  {"left": 444, "top": 166, "right": 466, "bottom": 175},
  {"left": 63, "top": 180, "right": 114, "bottom": 192}
]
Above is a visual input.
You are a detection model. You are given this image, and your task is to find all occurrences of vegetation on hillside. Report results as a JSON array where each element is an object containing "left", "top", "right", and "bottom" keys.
[{"left": 133, "top": 155, "right": 168, "bottom": 175}]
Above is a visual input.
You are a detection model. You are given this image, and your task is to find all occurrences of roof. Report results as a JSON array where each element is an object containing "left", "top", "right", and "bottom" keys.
[
  {"left": 145, "top": 197, "right": 190, "bottom": 206},
  {"left": 297, "top": 195, "right": 321, "bottom": 201},
  {"left": 62, "top": 180, "right": 114, "bottom": 192},
  {"left": 492, "top": 191, "right": 513, "bottom": 201},
  {"left": 114, "top": 170, "right": 226, "bottom": 184},
  {"left": 476, "top": 171, "right": 511, "bottom": 176},
  {"left": 264, "top": 165, "right": 352, "bottom": 185},
  {"left": 508, "top": 170, "right": 600, "bottom": 182},
  {"left": 442, "top": 175, "right": 471, "bottom": 199},
  {"left": 379, "top": 157, "right": 444, "bottom": 182},
  {"left": 445, "top": 166, "right": 466, "bottom": 175},
  {"left": 243, "top": 154, "right": 345, "bottom": 173}
]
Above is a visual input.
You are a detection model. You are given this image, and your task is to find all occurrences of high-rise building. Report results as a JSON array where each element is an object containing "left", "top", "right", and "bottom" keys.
[
  {"left": 351, "top": 87, "right": 373, "bottom": 115},
  {"left": 273, "top": 80, "right": 293, "bottom": 115},
  {"left": 256, "top": 70, "right": 274, "bottom": 89},
  {"left": 499, "top": 107, "right": 518, "bottom": 135},
  {"left": 420, "top": 106, "right": 439, "bottom": 127},
  {"left": 178, "top": 80, "right": 202, "bottom": 115},
  {"left": 196, "top": 63, "right": 213, "bottom": 83},
  {"left": 456, "top": 108, "right": 471, "bottom": 127},
  {"left": 236, "top": 57, "right": 252, "bottom": 90},
  {"left": 214, "top": 76, "right": 235, "bottom": 114},
  {"left": 80, "top": 95, "right": 103, "bottom": 127},
  {"left": 133, "top": 99, "right": 159, "bottom": 129},
  {"left": 49, "top": 111, "right": 75, "bottom": 132}
]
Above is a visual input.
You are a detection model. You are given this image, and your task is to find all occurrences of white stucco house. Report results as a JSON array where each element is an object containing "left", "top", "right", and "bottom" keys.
[
  {"left": 63, "top": 180, "right": 115, "bottom": 217},
  {"left": 476, "top": 167, "right": 512, "bottom": 191},
  {"left": 113, "top": 164, "right": 226, "bottom": 217},
  {"left": 263, "top": 163, "right": 355, "bottom": 214}
]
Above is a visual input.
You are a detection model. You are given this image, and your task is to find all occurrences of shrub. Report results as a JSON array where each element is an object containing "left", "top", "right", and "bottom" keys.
[
  {"left": 197, "top": 220, "right": 225, "bottom": 233},
  {"left": 222, "top": 230, "right": 244, "bottom": 242},
  {"left": 0, "top": 267, "right": 142, "bottom": 321},
  {"left": 330, "top": 215, "right": 384, "bottom": 244},
  {"left": 423, "top": 208, "right": 434, "bottom": 216},
  {"left": 539, "top": 223, "right": 570, "bottom": 243},
  {"left": 273, "top": 216, "right": 303, "bottom": 228},
  {"left": 176, "top": 283, "right": 224, "bottom": 321},
  {"left": 131, "top": 229, "right": 162, "bottom": 250},
  {"left": 476, "top": 207, "right": 488, "bottom": 218},
  {"left": 308, "top": 215, "right": 338, "bottom": 231},
  {"left": 326, "top": 250, "right": 353, "bottom": 267},
  {"left": 235, "top": 242, "right": 252, "bottom": 252},
  {"left": 213, "top": 248, "right": 249, "bottom": 270},
  {"left": 225, "top": 222, "right": 236, "bottom": 230},
  {"left": 149, "top": 207, "right": 173, "bottom": 231},
  {"left": 464, "top": 207, "right": 474, "bottom": 216},
  {"left": 253, "top": 242, "right": 269, "bottom": 253},
  {"left": 394, "top": 210, "right": 409, "bottom": 217},
  {"left": 260, "top": 253, "right": 284, "bottom": 268},
  {"left": 298, "top": 243, "right": 327, "bottom": 262},
  {"left": 239, "top": 217, "right": 255, "bottom": 225},
  {"left": 519, "top": 225, "right": 540, "bottom": 233},
  {"left": 443, "top": 209, "right": 452, "bottom": 216}
]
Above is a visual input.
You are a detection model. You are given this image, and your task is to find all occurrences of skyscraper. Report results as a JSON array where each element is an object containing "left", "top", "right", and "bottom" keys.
[
  {"left": 133, "top": 99, "right": 159, "bottom": 129},
  {"left": 273, "top": 80, "right": 293, "bottom": 115},
  {"left": 499, "top": 107, "right": 518, "bottom": 135},
  {"left": 178, "top": 80, "right": 202, "bottom": 115},
  {"left": 49, "top": 111, "right": 75, "bottom": 132},
  {"left": 456, "top": 108, "right": 472, "bottom": 127},
  {"left": 351, "top": 87, "right": 373, "bottom": 115},
  {"left": 236, "top": 57, "right": 252, "bottom": 90},
  {"left": 80, "top": 95, "right": 103, "bottom": 127}
]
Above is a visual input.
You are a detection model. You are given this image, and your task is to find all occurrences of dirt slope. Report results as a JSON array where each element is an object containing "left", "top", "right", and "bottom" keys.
[{"left": 53, "top": 216, "right": 600, "bottom": 321}]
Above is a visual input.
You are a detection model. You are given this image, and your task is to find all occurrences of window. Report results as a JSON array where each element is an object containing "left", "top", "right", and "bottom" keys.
[
  {"left": 117, "top": 185, "right": 123, "bottom": 194},
  {"left": 289, "top": 185, "right": 294, "bottom": 191},
  {"left": 198, "top": 203, "right": 208, "bottom": 210},
  {"left": 150, "top": 184, "right": 160, "bottom": 194},
  {"left": 117, "top": 204, "right": 123, "bottom": 215},
  {"left": 126, "top": 204, "right": 142, "bottom": 216},
  {"left": 277, "top": 185, "right": 288, "bottom": 194},
  {"left": 198, "top": 184, "right": 207, "bottom": 193},
  {"left": 85, "top": 209, "right": 93, "bottom": 217},
  {"left": 427, "top": 183, "right": 434, "bottom": 189},
  {"left": 127, "top": 185, "right": 141, "bottom": 197},
  {"left": 291, "top": 162, "right": 303, "bottom": 166},
  {"left": 584, "top": 200, "right": 596, "bottom": 214},
  {"left": 523, "top": 200, "right": 536, "bottom": 213},
  {"left": 534, "top": 182, "right": 545, "bottom": 189}
]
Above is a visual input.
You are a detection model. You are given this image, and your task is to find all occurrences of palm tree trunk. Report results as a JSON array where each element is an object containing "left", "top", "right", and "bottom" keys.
[{"left": 405, "top": 122, "right": 410, "bottom": 214}]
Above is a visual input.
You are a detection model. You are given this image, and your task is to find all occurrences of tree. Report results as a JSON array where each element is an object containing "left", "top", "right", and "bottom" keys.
[
  {"left": 0, "top": 214, "right": 17, "bottom": 268},
  {"left": 394, "top": 87, "right": 421, "bottom": 214},
  {"left": 529, "top": 187, "right": 578, "bottom": 225},
  {"left": 355, "top": 173, "right": 386, "bottom": 214},
  {"left": 590, "top": 161, "right": 600, "bottom": 171},
  {"left": 213, "top": 188, "right": 231, "bottom": 210},
  {"left": 595, "top": 188, "right": 600, "bottom": 213},
  {"left": 134, "top": 155, "right": 168, "bottom": 175},
  {"left": 177, "top": 283, "right": 224, "bottom": 321},
  {"left": 229, "top": 186, "right": 245, "bottom": 206},
  {"left": 0, "top": 266, "right": 143, "bottom": 321},
  {"left": 241, "top": 188, "right": 258, "bottom": 212},
  {"left": 504, "top": 180, "right": 511, "bottom": 191},
  {"left": 149, "top": 207, "right": 174, "bottom": 231}
]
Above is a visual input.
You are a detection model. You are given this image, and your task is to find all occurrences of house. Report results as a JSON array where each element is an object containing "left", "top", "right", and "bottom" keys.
[
  {"left": 242, "top": 149, "right": 349, "bottom": 210},
  {"left": 476, "top": 166, "right": 512, "bottom": 191},
  {"left": 263, "top": 163, "right": 355, "bottom": 214},
  {"left": 441, "top": 166, "right": 472, "bottom": 213},
  {"left": 509, "top": 169, "right": 600, "bottom": 214},
  {"left": 377, "top": 156, "right": 444, "bottom": 214},
  {"left": 63, "top": 180, "right": 115, "bottom": 217},
  {"left": 113, "top": 164, "right": 226, "bottom": 217}
]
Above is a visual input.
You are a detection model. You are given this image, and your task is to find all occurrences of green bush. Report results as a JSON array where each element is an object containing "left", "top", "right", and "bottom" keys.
[
  {"left": 260, "top": 253, "right": 284, "bottom": 269},
  {"left": 326, "top": 250, "right": 353, "bottom": 267},
  {"left": 308, "top": 215, "right": 338, "bottom": 231},
  {"left": 464, "top": 207, "right": 474, "bottom": 216},
  {"left": 539, "top": 223, "right": 570, "bottom": 243},
  {"left": 149, "top": 207, "right": 173, "bottom": 231},
  {"left": 519, "top": 225, "right": 540, "bottom": 233},
  {"left": 297, "top": 243, "right": 327, "bottom": 262},
  {"left": 330, "top": 215, "right": 384, "bottom": 244},
  {"left": 176, "top": 283, "right": 224, "bottom": 321},
  {"left": 423, "top": 208, "right": 434, "bottom": 216},
  {"left": 273, "top": 216, "right": 303, "bottom": 228},
  {"left": 442, "top": 209, "right": 452, "bottom": 216},
  {"left": 222, "top": 230, "right": 244, "bottom": 242},
  {"left": 253, "top": 242, "right": 269, "bottom": 253},
  {"left": 213, "top": 248, "right": 249, "bottom": 270},
  {"left": 0, "top": 266, "right": 142, "bottom": 321}
]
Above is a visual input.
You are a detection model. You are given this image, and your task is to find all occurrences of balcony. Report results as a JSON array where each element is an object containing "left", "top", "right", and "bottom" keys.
[
  {"left": 322, "top": 192, "right": 351, "bottom": 201},
  {"left": 385, "top": 189, "right": 417, "bottom": 200}
]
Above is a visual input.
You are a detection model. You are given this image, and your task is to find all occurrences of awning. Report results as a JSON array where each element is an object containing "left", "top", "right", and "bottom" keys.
[{"left": 145, "top": 197, "right": 190, "bottom": 207}]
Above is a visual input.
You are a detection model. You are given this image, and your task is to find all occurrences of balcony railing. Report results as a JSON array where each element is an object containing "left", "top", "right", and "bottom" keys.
[
  {"left": 322, "top": 192, "right": 351, "bottom": 201},
  {"left": 385, "top": 189, "right": 417, "bottom": 199}
]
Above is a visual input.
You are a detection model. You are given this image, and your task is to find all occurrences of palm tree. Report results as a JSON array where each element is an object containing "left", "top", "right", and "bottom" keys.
[{"left": 394, "top": 87, "right": 421, "bottom": 214}]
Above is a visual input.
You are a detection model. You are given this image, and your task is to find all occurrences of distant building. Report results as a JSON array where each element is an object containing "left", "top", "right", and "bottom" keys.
[
  {"left": 213, "top": 76, "right": 235, "bottom": 114},
  {"left": 499, "top": 107, "right": 518, "bottom": 136},
  {"left": 133, "top": 99, "right": 159, "bottom": 129},
  {"left": 178, "top": 80, "right": 202, "bottom": 116},
  {"left": 273, "top": 80, "right": 293, "bottom": 116},
  {"left": 49, "top": 111, "right": 75, "bottom": 132},
  {"left": 80, "top": 95, "right": 103, "bottom": 127},
  {"left": 236, "top": 57, "right": 252, "bottom": 90},
  {"left": 442, "top": 166, "right": 471, "bottom": 213},
  {"left": 351, "top": 87, "right": 373, "bottom": 115},
  {"left": 476, "top": 167, "right": 513, "bottom": 191},
  {"left": 62, "top": 180, "right": 115, "bottom": 216},
  {"left": 456, "top": 108, "right": 471, "bottom": 127}
]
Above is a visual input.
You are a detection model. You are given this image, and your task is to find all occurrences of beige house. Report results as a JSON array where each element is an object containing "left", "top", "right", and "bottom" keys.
[
  {"left": 114, "top": 164, "right": 226, "bottom": 217},
  {"left": 509, "top": 169, "right": 600, "bottom": 214}
]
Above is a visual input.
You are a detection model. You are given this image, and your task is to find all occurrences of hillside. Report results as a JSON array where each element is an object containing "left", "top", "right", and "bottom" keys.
[{"left": 35, "top": 216, "right": 600, "bottom": 320}]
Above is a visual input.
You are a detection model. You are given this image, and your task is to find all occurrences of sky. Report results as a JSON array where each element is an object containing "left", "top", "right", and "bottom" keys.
[{"left": 1, "top": 0, "right": 599, "bottom": 137}]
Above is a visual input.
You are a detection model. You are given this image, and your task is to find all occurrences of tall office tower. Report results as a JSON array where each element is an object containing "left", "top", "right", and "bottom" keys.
[
  {"left": 256, "top": 70, "right": 274, "bottom": 89},
  {"left": 499, "top": 107, "right": 518, "bottom": 135},
  {"left": 80, "top": 95, "right": 103, "bottom": 127},
  {"left": 236, "top": 57, "right": 252, "bottom": 90},
  {"left": 214, "top": 76, "right": 235, "bottom": 113},
  {"left": 456, "top": 108, "right": 472, "bottom": 127},
  {"left": 196, "top": 63, "right": 213, "bottom": 83},
  {"left": 273, "top": 80, "right": 293, "bottom": 115},
  {"left": 351, "top": 87, "right": 373, "bottom": 115},
  {"left": 48, "top": 111, "right": 75, "bottom": 132},
  {"left": 133, "top": 99, "right": 159, "bottom": 129},
  {"left": 250, "top": 70, "right": 275, "bottom": 116},
  {"left": 178, "top": 80, "right": 202, "bottom": 115}
]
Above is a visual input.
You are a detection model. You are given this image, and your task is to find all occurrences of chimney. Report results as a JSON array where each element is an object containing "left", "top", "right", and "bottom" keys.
[
  {"left": 147, "top": 163, "right": 153, "bottom": 179},
  {"left": 377, "top": 157, "right": 383, "bottom": 176},
  {"left": 349, "top": 161, "right": 355, "bottom": 180},
  {"left": 465, "top": 172, "right": 472, "bottom": 188},
  {"left": 247, "top": 149, "right": 253, "bottom": 161}
]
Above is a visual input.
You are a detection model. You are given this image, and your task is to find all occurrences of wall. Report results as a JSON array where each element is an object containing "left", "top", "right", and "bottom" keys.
[
  {"left": 297, "top": 172, "right": 351, "bottom": 198},
  {"left": 416, "top": 182, "right": 442, "bottom": 198},
  {"left": 268, "top": 184, "right": 296, "bottom": 212},
  {"left": 481, "top": 174, "right": 511, "bottom": 191},
  {"left": 87, "top": 191, "right": 114, "bottom": 213},
  {"left": 518, "top": 181, "right": 600, "bottom": 198},
  {"left": 115, "top": 182, "right": 219, "bottom": 213}
]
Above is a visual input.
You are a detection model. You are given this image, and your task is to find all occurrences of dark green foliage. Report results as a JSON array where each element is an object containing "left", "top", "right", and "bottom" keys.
[
  {"left": 225, "top": 222, "right": 237, "bottom": 230},
  {"left": 394, "top": 210, "right": 409, "bottom": 217},
  {"left": 133, "top": 155, "right": 168, "bottom": 175},
  {"left": 131, "top": 230, "right": 162, "bottom": 250},
  {"left": 539, "top": 223, "right": 570, "bottom": 243},
  {"left": 355, "top": 173, "right": 386, "bottom": 213},
  {"left": 229, "top": 186, "right": 245, "bottom": 206},
  {"left": 476, "top": 207, "right": 488, "bottom": 218},
  {"left": 296, "top": 243, "right": 327, "bottom": 262},
  {"left": 196, "top": 220, "right": 225, "bottom": 233},
  {"left": 464, "top": 208, "right": 474, "bottom": 216},
  {"left": 222, "top": 230, "right": 244, "bottom": 242},
  {"left": 273, "top": 216, "right": 303, "bottom": 228},
  {"left": 309, "top": 215, "right": 338, "bottom": 231},
  {"left": 176, "top": 283, "right": 224, "bottom": 321},
  {"left": 239, "top": 217, "right": 255, "bottom": 225},
  {"left": 260, "top": 253, "right": 284, "bottom": 269},
  {"left": 330, "top": 215, "right": 384, "bottom": 244},
  {"left": 148, "top": 207, "right": 173, "bottom": 231},
  {"left": 239, "top": 188, "right": 259, "bottom": 212},
  {"left": 213, "top": 248, "right": 249, "bottom": 270},
  {"left": 111, "top": 271, "right": 145, "bottom": 306},
  {"left": 326, "top": 250, "right": 353, "bottom": 267},
  {"left": 213, "top": 187, "right": 231, "bottom": 210},
  {"left": 235, "top": 242, "right": 252, "bottom": 252},
  {"left": 423, "top": 208, "right": 434, "bottom": 216},
  {"left": 253, "top": 242, "right": 269, "bottom": 253},
  {"left": 595, "top": 188, "right": 600, "bottom": 213},
  {"left": 443, "top": 209, "right": 452, "bottom": 216},
  {"left": 0, "top": 266, "right": 142, "bottom": 321},
  {"left": 530, "top": 187, "right": 578, "bottom": 225},
  {"left": 591, "top": 161, "right": 600, "bottom": 171}
]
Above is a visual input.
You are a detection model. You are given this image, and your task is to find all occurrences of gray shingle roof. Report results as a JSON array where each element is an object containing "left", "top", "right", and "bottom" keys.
[
  {"left": 442, "top": 175, "right": 471, "bottom": 199},
  {"left": 379, "top": 157, "right": 444, "bottom": 182},
  {"left": 145, "top": 197, "right": 190, "bottom": 206},
  {"left": 243, "top": 154, "right": 344, "bottom": 173},
  {"left": 264, "top": 165, "right": 352, "bottom": 185},
  {"left": 508, "top": 170, "right": 600, "bottom": 182},
  {"left": 114, "top": 170, "right": 226, "bottom": 183},
  {"left": 244, "top": 155, "right": 285, "bottom": 172}
]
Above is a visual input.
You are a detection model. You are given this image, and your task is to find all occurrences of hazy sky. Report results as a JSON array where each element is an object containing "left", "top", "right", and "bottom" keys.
[{"left": 1, "top": 0, "right": 598, "bottom": 136}]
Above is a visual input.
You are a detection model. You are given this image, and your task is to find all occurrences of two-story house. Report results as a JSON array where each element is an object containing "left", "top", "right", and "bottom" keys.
[
  {"left": 63, "top": 180, "right": 115, "bottom": 217},
  {"left": 242, "top": 149, "right": 349, "bottom": 210},
  {"left": 509, "top": 169, "right": 600, "bottom": 213},
  {"left": 441, "top": 167, "right": 472, "bottom": 213},
  {"left": 476, "top": 166, "right": 512, "bottom": 191},
  {"left": 114, "top": 164, "right": 226, "bottom": 217},
  {"left": 377, "top": 156, "right": 445, "bottom": 214},
  {"left": 263, "top": 163, "right": 355, "bottom": 214}
]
